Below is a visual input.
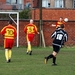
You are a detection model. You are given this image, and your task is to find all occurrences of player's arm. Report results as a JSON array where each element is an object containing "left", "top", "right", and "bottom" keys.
[
  {"left": 51, "top": 24, "right": 56, "bottom": 27},
  {"left": 51, "top": 31, "right": 56, "bottom": 38},
  {"left": 64, "top": 32, "right": 68, "bottom": 42},
  {"left": 1, "top": 27, "right": 6, "bottom": 35},
  {"left": 34, "top": 25, "right": 39, "bottom": 34},
  {"left": 14, "top": 28, "right": 17, "bottom": 37},
  {"left": 24, "top": 25, "right": 27, "bottom": 33}
]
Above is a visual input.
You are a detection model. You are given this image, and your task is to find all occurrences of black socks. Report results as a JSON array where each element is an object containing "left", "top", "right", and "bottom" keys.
[
  {"left": 47, "top": 54, "right": 54, "bottom": 59},
  {"left": 53, "top": 56, "right": 56, "bottom": 64},
  {"left": 47, "top": 54, "right": 56, "bottom": 64}
]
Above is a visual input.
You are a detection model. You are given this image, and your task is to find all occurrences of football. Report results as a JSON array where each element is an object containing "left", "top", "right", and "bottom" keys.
[{"left": 64, "top": 18, "right": 68, "bottom": 22}]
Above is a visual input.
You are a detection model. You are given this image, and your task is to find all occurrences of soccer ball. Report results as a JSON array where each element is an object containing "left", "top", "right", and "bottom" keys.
[{"left": 64, "top": 18, "right": 68, "bottom": 22}]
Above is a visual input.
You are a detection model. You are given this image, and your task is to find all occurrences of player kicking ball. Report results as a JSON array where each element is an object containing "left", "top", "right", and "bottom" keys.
[
  {"left": 24, "top": 19, "right": 39, "bottom": 55},
  {"left": 44, "top": 24, "right": 68, "bottom": 65}
]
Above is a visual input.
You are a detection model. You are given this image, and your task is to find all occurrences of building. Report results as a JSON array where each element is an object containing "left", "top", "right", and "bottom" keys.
[
  {"left": 31, "top": 0, "right": 75, "bottom": 20},
  {"left": 41, "top": 0, "right": 75, "bottom": 8},
  {"left": 0, "top": 0, "right": 37, "bottom": 10},
  {"left": 0, "top": 0, "right": 24, "bottom": 10},
  {"left": 0, "top": 0, "right": 75, "bottom": 10}
]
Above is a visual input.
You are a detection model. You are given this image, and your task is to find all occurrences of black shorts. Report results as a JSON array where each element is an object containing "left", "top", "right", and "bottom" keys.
[{"left": 53, "top": 45, "right": 60, "bottom": 53}]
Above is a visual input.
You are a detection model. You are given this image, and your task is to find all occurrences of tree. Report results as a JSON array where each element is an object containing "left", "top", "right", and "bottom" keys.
[{"left": 19, "top": 9, "right": 32, "bottom": 19}]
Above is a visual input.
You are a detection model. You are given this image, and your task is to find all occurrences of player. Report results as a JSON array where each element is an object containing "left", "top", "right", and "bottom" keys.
[
  {"left": 52, "top": 17, "right": 67, "bottom": 46},
  {"left": 1, "top": 20, "right": 17, "bottom": 63},
  {"left": 24, "top": 19, "right": 39, "bottom": 55},
  {"left": 44, "top": 24, "right": 68, "bottom": 65},
  {"left": 52, "top": 17, "right": 66, "bottom": 28}
]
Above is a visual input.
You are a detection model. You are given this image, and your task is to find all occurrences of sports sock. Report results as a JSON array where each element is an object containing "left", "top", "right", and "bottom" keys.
[
  {"left": 5, "top": 49, "right": 9, "bottom": 61},
  {"left": 47, "top": 54, "right": 54, "bottom": 59},
  {"left": 8, "top": 50, "right": 12, "bottom": 59},
  {"left": 53, "top": 57, "right": 56, "bottom": 64},
  {"left": 28, "top": 42, "right": 31, "bottom": 52}
]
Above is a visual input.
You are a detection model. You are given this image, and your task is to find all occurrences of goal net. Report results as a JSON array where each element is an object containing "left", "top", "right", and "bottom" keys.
[{"left": 0, "top": 12, "right": 19, "bottom": 47}]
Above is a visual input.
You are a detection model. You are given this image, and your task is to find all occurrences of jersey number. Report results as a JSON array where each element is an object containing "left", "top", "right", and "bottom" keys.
[
  {"left": 56, "top": 34, "right": 63, "bottom": 40},
  {"left": 5, "top": 29, "right": 14, "bottom": 36},
  {"left": 27, "top": 26, "right": 34, "bottom": 33}
]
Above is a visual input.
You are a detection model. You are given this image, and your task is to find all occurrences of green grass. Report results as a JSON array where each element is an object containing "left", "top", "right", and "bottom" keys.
[{"left": 0, "top": 46, "right": 75, "bottom": 75}]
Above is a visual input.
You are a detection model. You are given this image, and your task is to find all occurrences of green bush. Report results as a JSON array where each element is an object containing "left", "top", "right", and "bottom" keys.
[{"left": 19, "top": 9, "right": 32, "bottom": 19}]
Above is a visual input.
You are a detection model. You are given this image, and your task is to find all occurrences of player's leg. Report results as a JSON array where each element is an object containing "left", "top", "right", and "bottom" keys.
[
  {"left": 5, "top": 49, "right": 9, "bottom": 62},
  {"left": 52, "top": 51, "right": 57, "bottom": 65},
  {"left": 52, "top": 56, "right": 56, "bottom": 65},
  {"left": 27, "top": 41, "right": 31, "bottom": 52},
  {"left": 45, "top": 54, "right": 54, "bottom": 64},
  {"left": 52, "top": 45, "right": 60, "bottom": 65},
  {"left": 8, "top": 49, "right": 12, "bottom": 62},
  {"left": 4, "top": 39, "right": 9, "bottom": 62},
  {"left": 27, "top": 41, "right": 32, "bottom": 55},
  {"left": 26, "top": 35, "right": 29, "bottom": 53},
  {"left": 45, "top": 52, "right": 57, "bottom": 65},
  {"left": 44, "top": 45, "right": 56, "bottom": 64},
  {"left": 26, "top": 34, "right": 34, "bottom": 55},
  {"left": 8, "top": 39, "right": 14, "bottom": 62},
  {"left": 44, "top": 45, "right": 59, "bottom": 64},
  {"left": 26, "top": 35, "right": 31, "bottom": 54}
]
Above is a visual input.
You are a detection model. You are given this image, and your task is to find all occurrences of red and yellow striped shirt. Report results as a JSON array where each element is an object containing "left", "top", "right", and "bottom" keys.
[
  {"left": 1, "top": 24, "right": 17, "bottom": 39},
  {"left": 24, "top": 24, "right": 38, "bottom": 34},
  {"left": 56, "top": 20, "right": 65, "bottom": 28}
]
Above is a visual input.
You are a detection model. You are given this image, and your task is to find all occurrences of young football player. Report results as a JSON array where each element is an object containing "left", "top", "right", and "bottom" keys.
[
  {"left": 52, "top": 17, "right": 66, "bottom": 29},
  {"left": 44, "top": 24, "right": 68, "bottom": 65},
  {"left": 1, "top": 20, "right": 17, "bottom": 63},
  {"left": 24, "top": 19, "right": 39, "bottom": 55}
]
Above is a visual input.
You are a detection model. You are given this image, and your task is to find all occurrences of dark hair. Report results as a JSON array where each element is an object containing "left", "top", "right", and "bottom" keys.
[
  {"left": 60, "top": 24, "right": 64, "bottom": 28},
  {"left": 60, "top": 17, "right": 63, "bottom": 19},
  {"left": 8, "top": 20, "right": 13, "bottom": 24}
]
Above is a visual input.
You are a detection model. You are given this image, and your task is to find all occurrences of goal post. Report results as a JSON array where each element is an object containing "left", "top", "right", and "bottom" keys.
[{"left": 0, "top": 12, "right": 19, "bottom": 47}]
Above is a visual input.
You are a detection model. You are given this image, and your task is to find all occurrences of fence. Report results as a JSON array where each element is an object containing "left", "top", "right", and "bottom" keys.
[{"left": 0, "top": 20, "right": 75, "bottom": 47}]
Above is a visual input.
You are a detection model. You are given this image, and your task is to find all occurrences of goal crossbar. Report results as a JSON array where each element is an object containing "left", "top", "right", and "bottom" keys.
[{"left": 0, "top": 12, "right": 19, "bottom": 47}]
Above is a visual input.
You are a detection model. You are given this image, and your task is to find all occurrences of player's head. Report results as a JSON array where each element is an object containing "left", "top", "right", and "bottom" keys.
[
  {"left": 60, "top": 24, "right": 64, "bottom": 29},
  {"left": 59, "top": 17, "right": 63, "bottom": 21},
  {"left": 8, "top": 20, "right": 13, "bottom": 24},
  {"left": 30, "top": 19, "right": 33, "bottom": 24}
]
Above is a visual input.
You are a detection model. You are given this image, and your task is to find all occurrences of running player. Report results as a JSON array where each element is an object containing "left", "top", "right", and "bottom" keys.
[
  {"left": 44, "top": 24, "right": 68, "bottom": 65},
  {"left": 24, "top": 19, "right": 39, "bottom": 55},
  {"left": 1, "top": 20, "right": 17, "bottom": 63}
]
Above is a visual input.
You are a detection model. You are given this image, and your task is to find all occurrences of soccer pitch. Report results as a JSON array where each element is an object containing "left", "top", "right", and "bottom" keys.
[{"left": 0, "top": 46, "right": 75, "bottom": 75}]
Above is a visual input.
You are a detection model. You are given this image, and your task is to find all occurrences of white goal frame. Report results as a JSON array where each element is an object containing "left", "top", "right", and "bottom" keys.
[{"left": 0, "top": 12, "right": 19, "bottom": 47}]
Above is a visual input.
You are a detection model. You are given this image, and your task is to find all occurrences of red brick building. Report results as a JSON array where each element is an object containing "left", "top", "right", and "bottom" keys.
[{"left": 0, "top": 0, "right": 38, "bottom": 10}]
